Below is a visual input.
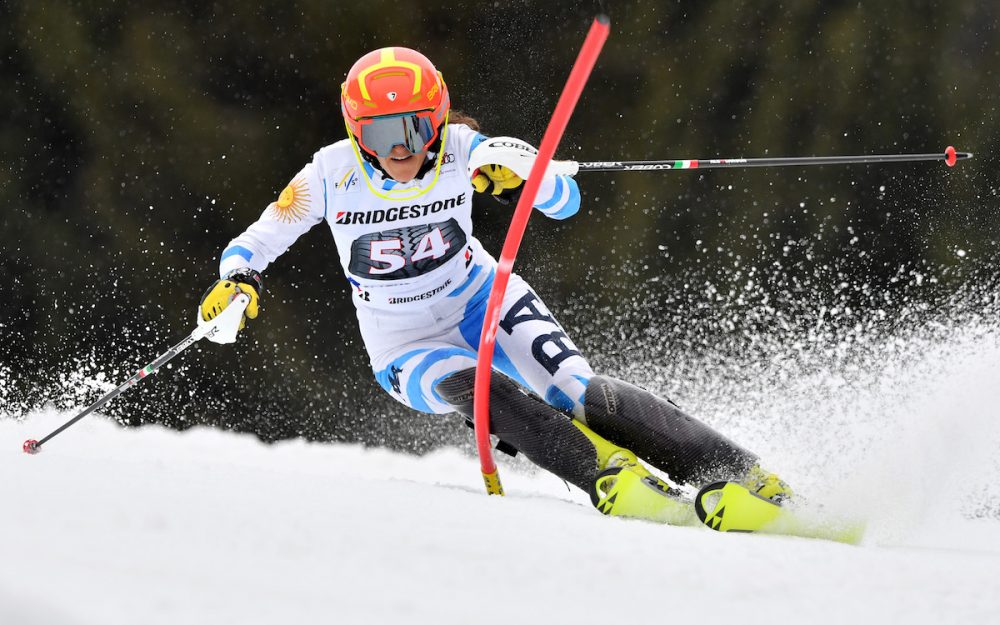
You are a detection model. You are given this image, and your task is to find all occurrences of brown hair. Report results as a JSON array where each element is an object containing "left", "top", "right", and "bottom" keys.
[{"left": 448, "top": 110, "right": 480, "bottom": 131}]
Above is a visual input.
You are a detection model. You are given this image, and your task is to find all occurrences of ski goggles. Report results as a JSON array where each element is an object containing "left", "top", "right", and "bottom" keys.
[{"left": 356, "top": 111, "right": 439, "bottom": 158}]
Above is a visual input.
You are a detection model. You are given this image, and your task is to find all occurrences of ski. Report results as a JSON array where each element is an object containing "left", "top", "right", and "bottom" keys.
[{"left": 694, "top": 481, "right": 865, "bottom": 545}]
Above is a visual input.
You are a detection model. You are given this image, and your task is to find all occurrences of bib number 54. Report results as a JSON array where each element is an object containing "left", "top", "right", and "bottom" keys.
[
  {"left": 369, "top": 227, "right": 451, "bottom": 274},
  {"left": 349, "top": 218, "right": 467, "bottom": 281}
]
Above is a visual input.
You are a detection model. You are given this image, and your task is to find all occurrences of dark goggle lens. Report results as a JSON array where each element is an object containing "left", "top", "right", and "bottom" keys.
[{"left": 359, "top": 113, "right": 437, "bottom": 157}]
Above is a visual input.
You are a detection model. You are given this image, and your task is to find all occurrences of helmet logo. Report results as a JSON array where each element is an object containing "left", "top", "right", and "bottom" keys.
[{"left": 387, "top": 91, "right": 397, "bottom": 101}]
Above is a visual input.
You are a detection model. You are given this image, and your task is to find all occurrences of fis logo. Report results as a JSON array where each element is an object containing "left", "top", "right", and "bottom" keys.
[{"left": 334, "top": 170, "right": 359, "bottom": 191}]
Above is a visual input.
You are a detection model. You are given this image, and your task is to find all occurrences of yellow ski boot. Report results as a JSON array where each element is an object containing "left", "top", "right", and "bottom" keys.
[
  {"left": 695, "top": 463, "right": 794, "bottom": 535},
  {"left": 741, "top": 463, "right": 794, "bottom": 504},
  {"left": 574, "top": 421, "right": 697, "bottom": 526}
]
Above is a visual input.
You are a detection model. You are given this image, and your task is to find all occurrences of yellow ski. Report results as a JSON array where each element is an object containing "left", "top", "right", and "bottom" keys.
[{"left": 695, "top": 481, "right": 865, "bottom": 545}]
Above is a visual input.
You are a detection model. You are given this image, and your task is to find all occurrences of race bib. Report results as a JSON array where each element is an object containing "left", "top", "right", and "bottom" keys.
[{"left": 348, "top": 218, "right": 467, "bottom": 280}]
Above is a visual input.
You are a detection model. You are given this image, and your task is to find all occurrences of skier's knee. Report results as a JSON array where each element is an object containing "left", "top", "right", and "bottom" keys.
[
  {"left": 540, "top": 371, "right": 591, "bottom": 418},
  {"left": 435, "top": 368, "right": 599, "bottom": 490}
]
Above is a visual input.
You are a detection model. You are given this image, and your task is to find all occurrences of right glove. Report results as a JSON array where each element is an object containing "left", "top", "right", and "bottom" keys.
[
  {"left": 200, "top": 268, "right": 263, "bottom": 330},
  {"left": 471, "top": 164, "right": 524, "bottom": 196},
  {"left": 472, "top": 164, "right": 524, "bottom": 206}
]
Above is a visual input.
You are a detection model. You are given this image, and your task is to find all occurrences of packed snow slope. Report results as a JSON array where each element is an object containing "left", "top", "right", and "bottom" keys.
[
  {"left": 5, "top": 291, "right": 1000, "bottom": 624},
  {"left": 2, "top": 403, "right": 999, "bottom": 624}
]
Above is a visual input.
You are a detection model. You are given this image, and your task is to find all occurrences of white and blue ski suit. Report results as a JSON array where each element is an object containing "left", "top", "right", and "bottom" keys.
[{"left": 219, "top": 123, "right": 594, "bottom": 416}]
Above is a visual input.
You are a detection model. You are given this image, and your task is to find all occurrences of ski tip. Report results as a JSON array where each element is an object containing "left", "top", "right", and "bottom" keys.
[
  {"left": 23, "top": 439, "right": 40, "bottom": 455},
  {"left": 596, "top": 14, "right": 611, "bottom": 25},
  {"left": 945, "top": 146, "right": 957, "bottom": 167}
]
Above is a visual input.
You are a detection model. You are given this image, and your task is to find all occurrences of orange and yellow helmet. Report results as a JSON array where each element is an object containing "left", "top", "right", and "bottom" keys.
[{"left": 341, "top": 47, "right": 450, "bottom": 158}]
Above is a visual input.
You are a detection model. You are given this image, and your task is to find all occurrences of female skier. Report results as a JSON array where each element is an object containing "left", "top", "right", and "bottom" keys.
[{"left": 199, "top": 47, "right": 790, "bottom": 524}]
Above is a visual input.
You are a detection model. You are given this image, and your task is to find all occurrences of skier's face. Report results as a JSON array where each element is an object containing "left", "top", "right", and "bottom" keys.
[{"left": 378, "top": 144, "right": 426, "bottom": 182}]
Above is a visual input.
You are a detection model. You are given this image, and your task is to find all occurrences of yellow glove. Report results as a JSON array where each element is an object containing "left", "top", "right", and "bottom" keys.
[
  {"left": 471, "top": 164, "right": 523, "bottom": 196},
  {"left": 200, "top": 269, "right": 262, "bottom": 330}
]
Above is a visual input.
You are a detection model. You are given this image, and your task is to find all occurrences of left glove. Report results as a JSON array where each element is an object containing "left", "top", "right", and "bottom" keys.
[
  {"left": 200, "top": 268, "right": 263, "bottom": 330},
  {"left": 471, "top": 164, "right": 524, "bottom": 200}
]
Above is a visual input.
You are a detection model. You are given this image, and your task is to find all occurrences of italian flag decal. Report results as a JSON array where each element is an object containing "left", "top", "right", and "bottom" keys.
[{"left": 673, "top": 160, "right": 699, "bottom": 169}]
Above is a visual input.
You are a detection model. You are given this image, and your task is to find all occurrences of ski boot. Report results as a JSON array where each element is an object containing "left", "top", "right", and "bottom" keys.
[
  {"left": 695, "top": 466, "right": 805, "bottom": 536},
  {"left": 694, "top": 476, "right": 863, "bottom": 543},
  {"left": 741, "top": 463, "right": 794, "bottom": 504},
  {"left": 574, "top": 421, "right": 696, "bottom": 526},
  {"left": 590, "top": 452, "right": 698, "bottom": 526}
]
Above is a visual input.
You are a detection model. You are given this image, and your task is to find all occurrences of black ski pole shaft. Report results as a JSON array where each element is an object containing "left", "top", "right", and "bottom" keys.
[
  {"left": 22, "top": 332, "right": 202, "bottom": 454},
  {"left": 22, "top": 293, "right": 249, "bottom": 454},
  {"left": 575, "top": 146, "right": 971, "bottom": 172}
]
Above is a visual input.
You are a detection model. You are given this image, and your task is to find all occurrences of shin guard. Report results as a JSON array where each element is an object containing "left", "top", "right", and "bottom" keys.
[
  {"left": 583, "top": 376, "right": 757, "bottom": 485},
  {"left": 435, "top": 368, "right": 598, "bottom": 491}
]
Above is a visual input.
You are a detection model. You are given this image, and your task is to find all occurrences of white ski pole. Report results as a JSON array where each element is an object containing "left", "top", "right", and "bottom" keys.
[{"left": 22, "top": 294, "right": 250, "bottom": 454}]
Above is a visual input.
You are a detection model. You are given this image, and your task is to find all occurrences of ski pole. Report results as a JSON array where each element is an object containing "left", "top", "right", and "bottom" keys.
[
  {"left": 568, "top": 145, "right": 971, "bottom": 172},
  {"left": 22, "top": 294, "right": 249, "bottom": 454}
]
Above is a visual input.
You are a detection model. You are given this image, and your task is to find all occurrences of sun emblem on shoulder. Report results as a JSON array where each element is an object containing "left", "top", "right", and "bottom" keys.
[{"left": 268, "top": 178, "right": 311, "bottom": 223}]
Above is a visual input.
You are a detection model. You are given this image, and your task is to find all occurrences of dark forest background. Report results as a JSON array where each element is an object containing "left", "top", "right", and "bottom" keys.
[{"left": 3, "top": 1, "right": 1000, "bottom": 451}]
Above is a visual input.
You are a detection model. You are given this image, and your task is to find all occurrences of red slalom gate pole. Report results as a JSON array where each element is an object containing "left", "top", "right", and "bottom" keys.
[{"left": 473, "top": 15, "right": 611, "bottom": 496}]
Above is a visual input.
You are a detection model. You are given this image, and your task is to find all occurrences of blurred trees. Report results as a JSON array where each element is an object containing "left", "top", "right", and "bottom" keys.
[{"left": 2, "top": 1, "right": 999, "bottom": 446}]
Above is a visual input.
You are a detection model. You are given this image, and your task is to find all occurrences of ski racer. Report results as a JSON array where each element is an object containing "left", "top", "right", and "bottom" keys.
[{"left": 199, "top": 46, "right": 791, "bottom": 524}]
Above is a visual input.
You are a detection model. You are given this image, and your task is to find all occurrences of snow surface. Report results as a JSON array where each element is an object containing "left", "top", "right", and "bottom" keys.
[{"left": 3, "top": 405, "right": 1000, "bottom": 625}]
